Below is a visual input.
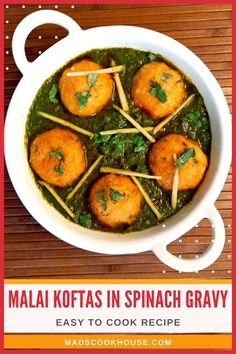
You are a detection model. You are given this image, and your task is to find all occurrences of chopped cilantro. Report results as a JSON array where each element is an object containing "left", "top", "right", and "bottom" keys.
[
  {"left": 78, "top": 212, "right": 92, "bottom": 228},
  {"left": 150, "top": 80, "right": 157, "bottom": 88},
  {"left": 96, "top": 189, "right": 107, "bottom": 210},
  {"left": 149, "top": 81, "right": 167, "bottom": 103},
  {"left": 110, "top": 188, "right": 125, "bottom": 203},
  {"left": 54, "top": 166, "right": 64, "bottom": 175},
  {"left": 50, "top": 148, "right": 65, "bottom": 175},
  {"left": 161, "top": 72, "right": 173, "bottom": 83},
  {"left": 185, "top": 111, "right": 202, "bottom": 128},
  {"left": 147, "top": 53, "right": 157, "bottom": 61},
  {"left": 93, "top": 133, "right": 111, "bottom": 144},
  {"left": 111, "top": 134, "right": 125, "bottom": 156},
  {"left": 75, "top": 91, "right": 91, "bottom": 110},
  {"left": 175, "top": 148, "right": 196, "bottom": 170},
  {"left": 88, "top": 73, "right": 98, "bottom": 88},
  {"left": 95, "top": 134, "right": 125, "bottom": 158},
  {"left": 49, "top": 148, "right": 65, "bottom": 162},
  {"left": 48, "top": 84, "right": 58, "bottom": 104},
  {"left": 133, "top": 133, "right": 147, "bottom": 153}
]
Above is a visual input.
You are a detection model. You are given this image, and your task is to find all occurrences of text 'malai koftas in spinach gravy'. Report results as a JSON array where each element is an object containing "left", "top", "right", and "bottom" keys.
[{"left": 26, "top": 48, "right": 211, "bottom": 233}]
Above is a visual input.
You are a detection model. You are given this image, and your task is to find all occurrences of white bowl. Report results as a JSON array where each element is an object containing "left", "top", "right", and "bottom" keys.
[{"left": 4, "top": 10, "right": 232, "bottom": 272}]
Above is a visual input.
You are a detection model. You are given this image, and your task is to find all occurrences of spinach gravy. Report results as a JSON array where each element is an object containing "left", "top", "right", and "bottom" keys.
[{"left": 26, "top": 48, "right": 211, "bottom": 233}]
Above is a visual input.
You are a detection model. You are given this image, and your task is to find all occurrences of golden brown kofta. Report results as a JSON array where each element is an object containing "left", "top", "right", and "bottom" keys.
[
  {"left": 58, "top": 59, "right": 113, "bottom": 116},
  {"left": 131, "top": 62, "right": 186, "bottom": 119},
  {"left": 88, "top": 174, "right": 142, "bottom": 227},
  {"left": 148, "top": 134, "right": 208, "bottom": 191},
  {"left": 30, "top": 128, "right": 86, "bottom": 187}
]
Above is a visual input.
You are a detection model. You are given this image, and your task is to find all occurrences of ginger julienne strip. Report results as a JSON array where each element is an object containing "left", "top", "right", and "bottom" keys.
[
  {"left": 38, "top": 181, "right": 76, "bottom": 220},
  {"left": 66, "top": 65, "right": 125, "bottom": 77},
  {"left": 100, "top": 126, "right": 154, "bottom": 135},
  {"left": 38, "top": 111, "right": 93, "bottom": 137},
  {"left": 111, "top": 59, "right": 129, "bottom": 112},
  {"left": 100, "top": 166, "right": 161, "bottom": 180},
  {"left": 66, "top": 155, "right": 104, "bottom": 201},
  {"left": 131, "top": 176, "right": 162, "bottom": 220},
  {"left": 171, "top": 168, "right": 179, "bottom": 210},
  {"left": 153, "top": 94, "right": 195, "bottom": 134},
  {"left": 113, "top": 104, "right": 155, "bottom": 143}
]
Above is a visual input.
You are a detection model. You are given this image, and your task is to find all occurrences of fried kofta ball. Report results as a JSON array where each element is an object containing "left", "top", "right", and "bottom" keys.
[
  {"left": 29, "top": 128, "right": 86, "bottom": 187},
  {"left": 131, "top": 62, "right": 186, "bottom": 119},
  {"left": 58, "top": 59, "right": 113, "bottom": 116},
  {"left": 148, "top": 134, "right": 208, "bottom": 191},
  {"left": 88, "top": 174, "right": 142, "bottom": 228}
]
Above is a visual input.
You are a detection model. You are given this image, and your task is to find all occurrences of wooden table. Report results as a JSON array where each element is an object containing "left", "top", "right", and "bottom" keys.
[{"left": 4, "top": 3, "right": 232, "bottom": 279}]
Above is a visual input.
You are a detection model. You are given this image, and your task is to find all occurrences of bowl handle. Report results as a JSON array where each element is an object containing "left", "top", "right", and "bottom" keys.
[
  {"left": 12, "top": 10, "right": 82, "bottom": 75},
  {"left": 152, "top": 205, "right": 225, "bottom": 272}
]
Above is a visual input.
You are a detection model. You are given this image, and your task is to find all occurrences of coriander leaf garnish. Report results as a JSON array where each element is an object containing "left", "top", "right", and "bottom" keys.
[
  {"left": 88, "top": 73, "right": 98, "bottom": 88},
  {"left": 49, "top": 148, "right": 65, "bottom": 162},
  {"left": 149, "top": 81, "right": 167, "bottom": 103},
  {"left": 161, "top": 72, "right": 173, "bottom": 83},
  {"left": 150, "top": 80, "right": 157, "bottom": 88},
  {"left": 54, "top": 165, "right": 64, "bottom": 175},
  {"left": 94, "top": 134, "right": 125, "bottom": 158},
  {"left": 175, "top": 148, "right": 196, "bottom": 170},
  {"left": 147, "top": 53, "right": 157, "bottom": 61},
  {"left": 133, "top": 133, "right": 147, "bottom": 153},
  {"left": 93, "top": 133, "right": 111, "bottom": 144},
  {"left": 78, "top": 212, "right": 92, "bottom": 228},
  {"left": 111, "top": 134, "right": 125, "bottom": 156},
  {"left": 110, "top": 188, "right": 125, "bottom": 203},
  {"left": 49, "top": 150, "right": 58, "bottom": 157},
  {"left": 75, "top": 91, "right": 91, "bottom": 110},
  {"left": 49, "top": 148, "right": 65, "bottom": 175},
  {"left": 48, "top": 84, "right": 59, "bottom": 104},
  {"left": 96, "top": 189, "right": 107, "bottom": 210},
  {"left": 185, "top": 111, "right": 202, "bottom": 128}
]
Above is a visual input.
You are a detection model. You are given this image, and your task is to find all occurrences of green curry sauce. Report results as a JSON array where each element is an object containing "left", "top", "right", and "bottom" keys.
[{"left": 26, "top": 48, "right": 211, "bottom": 233}]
